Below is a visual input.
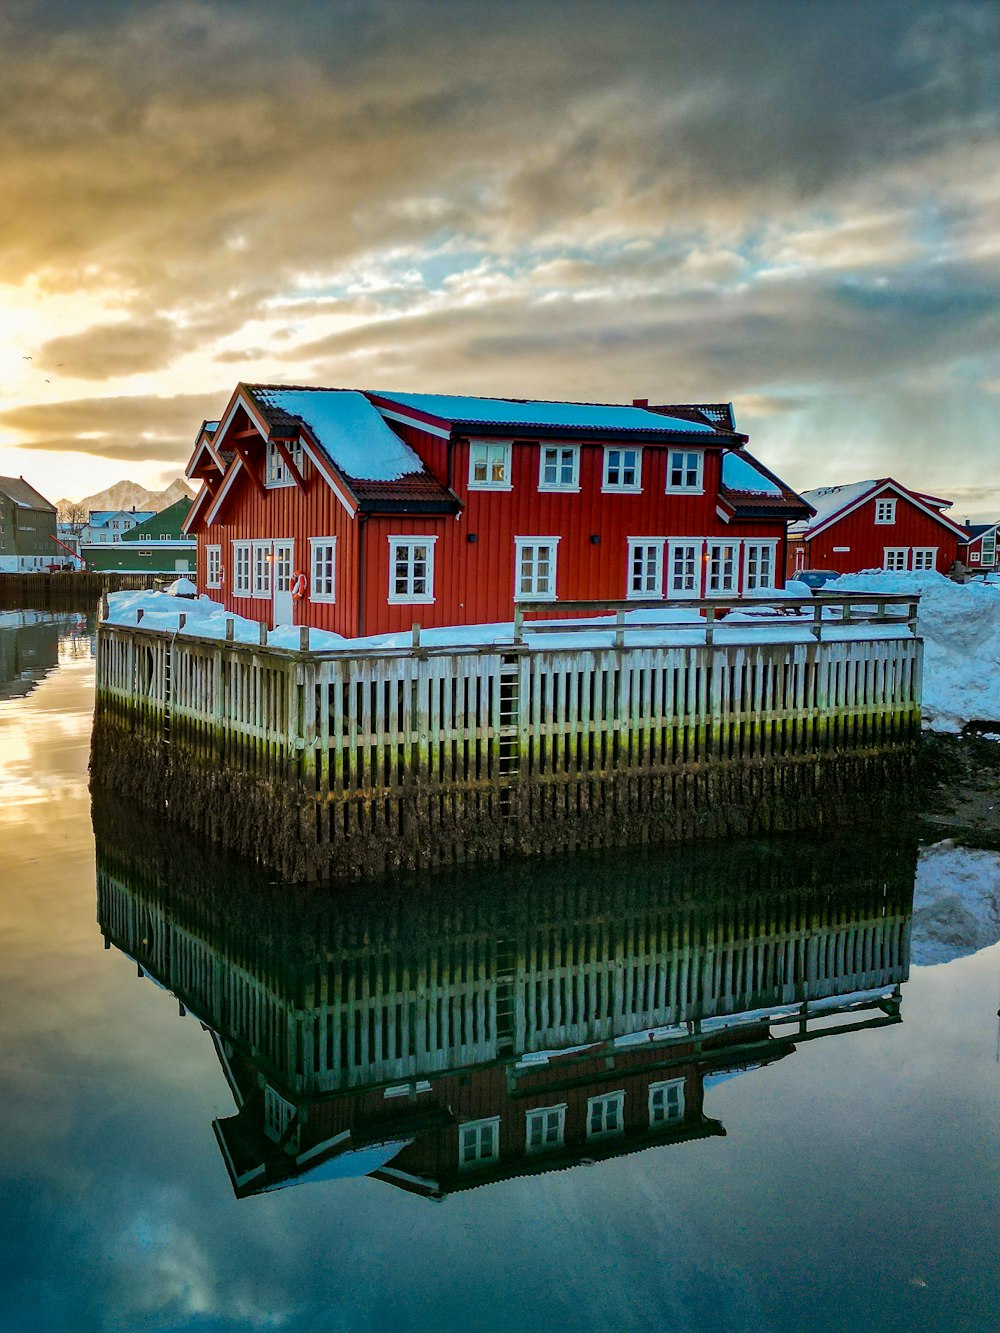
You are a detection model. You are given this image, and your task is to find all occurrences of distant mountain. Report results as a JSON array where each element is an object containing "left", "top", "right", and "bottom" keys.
[{"left": 57, "top": 478, "right": 194, "bottom": 521}]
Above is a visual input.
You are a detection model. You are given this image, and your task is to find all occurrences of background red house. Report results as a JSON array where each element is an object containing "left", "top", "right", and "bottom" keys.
[
  {"left": 184, "top": 385, "right": 811, "bottom": 636},
  {"left": 961, "top": 522, "right": 999, "bottom": 572},
  {"left": 787, "top": 478, "right": 968, "bottom": 578}
]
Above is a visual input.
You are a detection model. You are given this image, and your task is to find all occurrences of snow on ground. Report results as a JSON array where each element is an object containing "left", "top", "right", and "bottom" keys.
[
  {"left": 822, "top": 570, "right": 1000, "bottom": 731},
  {"left": 911, "top": 839, "right": 1000, "bottom": 965}
]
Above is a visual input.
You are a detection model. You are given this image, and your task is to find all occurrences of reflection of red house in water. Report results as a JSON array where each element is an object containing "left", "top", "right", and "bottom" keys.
[
  {"left": 183, "top": 386, "right": 811, "bottom": 636},
  {"left": 787, "top": 478, "right": 968, "bottom": 577}
]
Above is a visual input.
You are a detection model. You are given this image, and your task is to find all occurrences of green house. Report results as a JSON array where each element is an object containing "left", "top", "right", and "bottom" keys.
[
  {"left": 0, "top": 476, "right": 58, "bottom": 572},
  {"left": 82, "top": 498, "right": 196, "bottom": 574}
]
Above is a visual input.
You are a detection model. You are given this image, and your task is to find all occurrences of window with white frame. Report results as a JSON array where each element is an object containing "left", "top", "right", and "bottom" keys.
[
  {"left": 648, "top": 1079, "right": 685, "bottom": 1127},
  {"left": 875, "top": 498, "right": 897, "bottom": 524},
  {"left": 252, "top": 541, "right": 272, "bottom": 597},
  {"left": 515, "top": 537, "right": 559, "bottom": 600},
  {"left": 627, "top": 538, "right": 665, "bottom": 599},
  {"left": 911, "top": 547, "right": 937, "bottom": 571},
  {"left": 744, "top": 541, "right": 777, "bottom": 591},
  {"left": 469, "top": 441, "right": 512, "bottom": 489},
  {"left": 310, "top": 537, "right": 336, "bottom": 602},
  {"left": 602, "top": 446, "right": 641, "bottom": 492},
  {"left": 525, "top": 1105, "right": 566, "bottom": 1153},
  {"left": 206, "top": 544, "right": 222, "bottom": 588},
  {"left": 668, "top": 540, "right": 702, "bottom": 597},
  {"left": 706, "top": 540, "right": 738, "bottom": 595},
  {"left": 388, "top": 536, "right": 436, "bottom": 603},
  {"left": 538, "top": 445, "right": 580, "bottom": 491},
  {"left": 264, "top": 1085, "right": 297, "bottom": 1144},
  {"left": 970, "top": 549, "right": 981, "bottom": 563},
  {"left": 982, "top": 532, "right": 996, "bottom": 565},
  {"left": 587, "top": 1091, "right": 624, "bottom": 1140},
  {"left": 232, "top": 541, "right": 251, "bottom": 596},
  {"left": 666, "top": 449, "right": 704, "bottom": 492},
  {"left": 265, "top": 439, "right": 304, "bottom": 487},
  {"left": 883, "top": 547, "right": 908, "bottom": 572},
  {"left": 458, "top": 1117, "right": 500, "bottom": 1169}
]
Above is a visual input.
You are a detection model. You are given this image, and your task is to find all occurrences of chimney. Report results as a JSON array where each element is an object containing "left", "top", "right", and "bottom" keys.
[{"left": 632, "top": 398, "right": 649, "bottom": 408}]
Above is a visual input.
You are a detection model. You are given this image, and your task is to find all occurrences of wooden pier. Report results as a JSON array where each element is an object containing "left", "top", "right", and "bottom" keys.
[
  {"left": 0, "top": 570, "right": 156, "bottom": 612},
  {"left": 91, "top": 594, "right": 923, "bottom": 880}
]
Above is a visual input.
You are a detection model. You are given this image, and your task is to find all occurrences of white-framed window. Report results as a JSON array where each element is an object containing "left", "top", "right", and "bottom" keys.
[
  {"left": 981, "top": 533, "right": 996, "bottom": 565},
  {"left": 515, "top": 537, "right": 559, "bottom": 600},
  {"left": 206, "top": 544, "right": 222, "bottom": 588},
  {"left": 458, "top": 1117, "right": 500, "bottom": 1169},
  {"left": 627, "top": 538, "right": 665, "bottom": 599},
  {"left": 744, "top": 541, "right": 777, "bottom": 591},
  {"left": 310, "top": 537, "right": 336, "bottom": 602},
  {"left": 469, "top": 441, "right": 512, "bottom": 490},
  {"left": 883, "top": 547, "right": 908, "bottom": 572},
  {"left": 525, "top": 1105, "right": 566, "bottom": 1153},
  {"left": 538, "top": 445, "right": 580, "bottom": 492},
  {"left": 970, "top": 549, "right": 981, "bottom": 563},
  {"left": 668, "top": 539, "right": 702, "bottom": 597},
  {"left": 388, "top": 536, "right": 436, "bottom": 603},
  {"left": 706, "top": 540, "right": 738, "bottom": 595},
  {"left": 648, "top": 1078, "right": 685, "bottom": 1127},
  {"left": 875, "top": 498, "right": 897, "bottom": 525},
  {"left": 602, "top": 446, "right": 642, "bottom": 492},
  {"left": 252, "top": 541, "right": 272, "bottom": 597},
  {"left": 265, "top": 439, "right": 304, "bottom": 487},
  {"left": 911, "top": 547, "right": 937, "bottom": 571},
  {"left": 263, "top": 1086, "right": 297, "bottom": 1144},
  {"left": 232, "top": 541, "right": 251, "bottom": 597},
  {"left": 587, "top": 1091, "right": 624, "bottom": 1140},
  {"left": 666, "top": 449, "right": 704, "bottom": 493}
]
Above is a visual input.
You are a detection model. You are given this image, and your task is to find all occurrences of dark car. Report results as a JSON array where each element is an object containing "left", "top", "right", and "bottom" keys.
[{"left": 795, "top": 569, "right": 840, "bottom": 590}]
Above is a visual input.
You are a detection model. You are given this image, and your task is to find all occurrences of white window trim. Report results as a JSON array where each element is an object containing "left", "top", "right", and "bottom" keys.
[
  {"left": 387, "top": 535, "right": 437, "bottom": 605},
  {"left": 458, "top": 1116, "right": 500, "bottom": 1170},
  {"left": 265, "top": 438, "right": 304, "bottom": 489},
  {"left": 514, "top": 535, "right": 561, "bottom": 602},
  {"left": 537, "top": 444, "right": 581, "bottom": 493},
  {"left": 232, "top": 540, "right": 251, "bottom": 598},
  {"left": 525, "top": 1104, "right": 567, "bottom": 1154},
  {"left": 601, "top": 445, "right": 643, "bottom": 494},
  {"left": 883, "top": 546, "right": 909, "bottom": 571},
  {"left": 705, "top": 539, "right": 739, "bottom": 596},
  {"left": 665, "top": 448, "right": 705, "bottom": 494},
  {"left": 468, "top": 440, "right": 513, "bottom": 491},
  {"left": 911, "top": 546, "right": 937, "bottom": 571},
  {"left": 251, "top": 539, "right": 273, "bottom": 597},
  {"left": 648, "top": 1078, "right": 686, "bottom": 1128},
  {"left": 309, "top": 536, "right": 337, "bottom": 603},
  {"left": 743, "top": 539, "right": 778, "bottom": 592},
  {"left": 206, "top": 544, "right": 222, "bottom": 589},
  {"left": 587, "top": 1090, "right": 625, "bottom": 1141},
  {"left": 969, "top": 550, "right": 981, "bottom": 563},
  {"left": 874, "top": 498, "right": 897, "bottom": 525},
  {"left": 667, "top": 538, "right": 704, "bottom": 599},
  {"left": 626, "top": 536, "right": 666, "bottom": 600}
]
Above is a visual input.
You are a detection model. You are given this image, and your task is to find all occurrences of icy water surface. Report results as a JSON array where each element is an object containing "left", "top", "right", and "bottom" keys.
[{"left": 1, "top": 615, "right": 999, "bottom": 1332}]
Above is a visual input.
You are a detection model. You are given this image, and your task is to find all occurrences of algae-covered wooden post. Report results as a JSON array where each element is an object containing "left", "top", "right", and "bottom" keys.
[
  {"left": 811, "top": 600, "right": 823, "bottom": 641},
  {"left": 704, "top": 605, "right": 715, "bottom": 648},
  {"left": 614, "top": 610, "right": 625, "bottom": 650},
  {"left": 513, "top": 605, "right": 524, "bottom": 645},
  {"left": 225, "top": 619, "right": 234, "bottom": 642}
]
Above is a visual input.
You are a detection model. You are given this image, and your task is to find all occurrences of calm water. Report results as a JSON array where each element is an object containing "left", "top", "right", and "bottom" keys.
[{"left": 1, "top": 615, "right": 998, "bottom": 1333}]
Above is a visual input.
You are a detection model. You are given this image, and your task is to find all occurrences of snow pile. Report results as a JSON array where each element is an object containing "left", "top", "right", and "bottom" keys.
[
  {"left": 823, "top": 570, "right": 1000, "bottom": 731},
  {"left": 104, "top": 590, "right": 346, "bottom": 651},
  {"left": 163, "top": 576, "right": 197, "bottom": 597},
  {"left": 911, "top": 840, "right": 1000, "bottom": 965}
]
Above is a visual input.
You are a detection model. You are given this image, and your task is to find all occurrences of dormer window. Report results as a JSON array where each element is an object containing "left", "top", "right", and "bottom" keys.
[
  {"left": 469, "top": 442, "right": 512, "bottom": 490},
  {"left": 266, "top": 439, "right": 304, "bottom": 488},
  {"left": 666, "top": 449, "right": 703, "bottom": 493},
  {"left": 875, "top": 498, "right": 897, "bottom": 525}
]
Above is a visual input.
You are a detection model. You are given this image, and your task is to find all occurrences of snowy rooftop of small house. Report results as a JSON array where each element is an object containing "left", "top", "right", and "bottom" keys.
[
  {"left": 372, "top": 392, "right": 719, "bottom": 436},
  {"left": 250, "top": 388, "right": 424, "bottom": 482},
  {"left": 720, "top": 451, "right": 783, "bottom": 495},
  {"left": 789, "top": 480, "right": 880, "bottom": 533}
]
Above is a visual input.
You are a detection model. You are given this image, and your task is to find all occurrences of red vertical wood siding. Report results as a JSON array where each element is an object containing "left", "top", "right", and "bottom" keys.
[{"left": 798, "top": 493, "right": 961, "bottom": 576}]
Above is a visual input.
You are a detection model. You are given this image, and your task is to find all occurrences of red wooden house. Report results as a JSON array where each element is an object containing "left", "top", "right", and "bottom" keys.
[
  {"left": 184, "top": 385, "right": 811, "bottom": 636},
  {"left": 961, "top": 522, "right": 999, "bottom": 573},
  {"left": 787, "top": 478, "right": 968, "bottom": 578}
]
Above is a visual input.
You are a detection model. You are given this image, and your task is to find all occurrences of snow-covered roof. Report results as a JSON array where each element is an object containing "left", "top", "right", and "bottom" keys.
[
  {"left": 250, "top": 388, "right": 424, "bottom": 482},
  {"left": 791, "top": 478, "right": 966, "bottom": 540},
  {"left": 0, "top": 475, "right": 56, "bottom": 511},
  {"left": 721, "top": 451, "right": 783, "bottom": 495},
  {"left": 373, "top": 391, "right": 719, "bottom": 436},
  {"left": 87, "top": 509, "right": 157, "bottom": 526}
]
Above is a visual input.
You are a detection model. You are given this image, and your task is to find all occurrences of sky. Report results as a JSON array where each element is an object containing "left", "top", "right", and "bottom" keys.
[{"left": 0, "top": 0, "right": 997, "bottom": 517}]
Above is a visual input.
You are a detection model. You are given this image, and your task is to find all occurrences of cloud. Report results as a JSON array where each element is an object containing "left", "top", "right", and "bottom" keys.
[
  {"left": 35, "top": 317, "right": 182, "bottom": 378},
  {"left": 0, "top": 392, "right": 225, "bottom": 461}
]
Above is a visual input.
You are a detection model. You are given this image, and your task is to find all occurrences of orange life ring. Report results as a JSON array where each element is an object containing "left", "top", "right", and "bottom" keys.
[
  {"left": 218, "top": 565, "right": 225, "bottom": 585},
  {"left": 290, "top": 570, "right": 308, "bottom": 600}
]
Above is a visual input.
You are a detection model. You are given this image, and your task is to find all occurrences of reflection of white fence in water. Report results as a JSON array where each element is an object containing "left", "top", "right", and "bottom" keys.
[
  {"left": 98, "top": 872, "right": 910, "bottom": 1096},
  {"left": 94, "top": 594, "right": 923, "bottom": 873}
]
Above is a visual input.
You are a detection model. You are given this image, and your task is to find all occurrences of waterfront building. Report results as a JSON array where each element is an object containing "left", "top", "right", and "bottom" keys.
[
  {"left": 81, "top": 497, "right": 195, "bottom": 575},
  {"left": 0, "top": 476, "right": 58, "bottom": 572}
]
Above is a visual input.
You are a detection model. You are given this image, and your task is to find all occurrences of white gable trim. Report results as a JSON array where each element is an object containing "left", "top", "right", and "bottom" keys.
[
  {"left": 296, "top": 430, "right": 357, "bottom": 517},
  {"left": 182, "top": 483, "right": 211, "bottom": 534},
  {"left": 374, "top": 405, "right": 452, "bottom": 438},
  {"left": 204, "top": 455, "right": 246, "bottom": 527},
  {"left": 805, "top": 481, "right": 967, "bottom": 542}
]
